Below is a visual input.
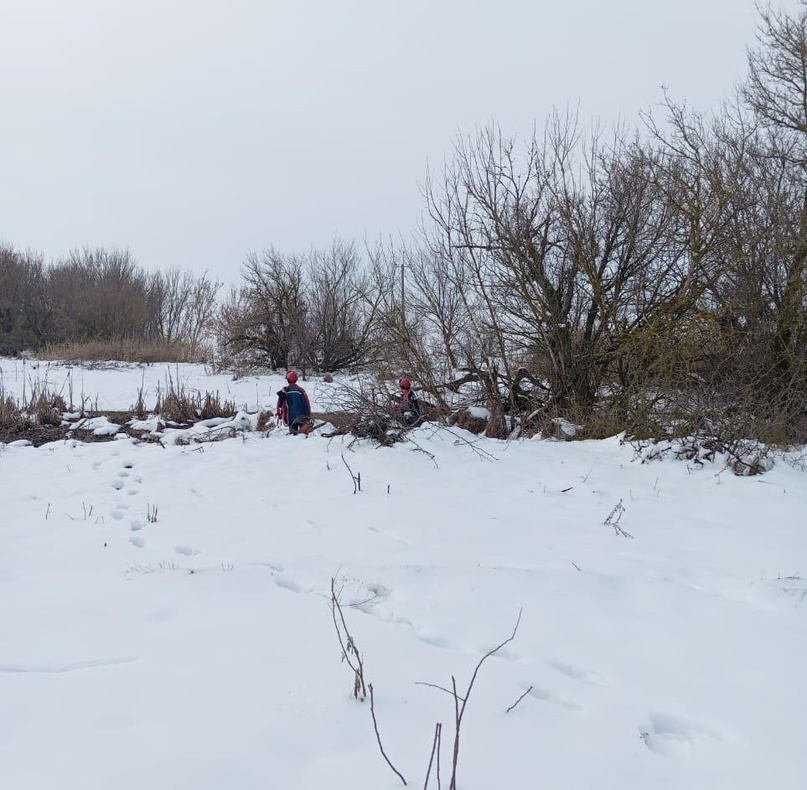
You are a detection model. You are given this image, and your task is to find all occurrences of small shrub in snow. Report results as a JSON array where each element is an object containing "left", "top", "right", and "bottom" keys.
[
  {"left": 330, "top": 578, "right": 406, "bottom": 785},
  {"left": 154, "top": 378, "right": 235, "bottom": 424},
  {"left": 729, "top": 443, "right": 775, "bottom": 476},
  {"left": 2, "top": 387, "right": 67, "bottom": 427},
  {"left": 198, "top": 391, "right": 235, "bottom": 420},
  {"left": 340, "top": 453, "right": 362, "bottom": 494},
  {"left": 603, "top": 499, "right": 633, "bottom": 538},
  {"left": 256, "top": 410, "right": 272, "bottom": 431},
  {"left": 31, "top": 392, "right": 66, "bottom": 426},
  {"left": 0, "top": 394, "right": 24, "bottom": 428},
  {"left": 329, "top": 575, "right": 523, "bottom": 789},
  {"left": 132, "top": 385, "right": 148, "bottom": 419},
  {"left": 630, "top": 434, "right": 775, "bottom": 476}
]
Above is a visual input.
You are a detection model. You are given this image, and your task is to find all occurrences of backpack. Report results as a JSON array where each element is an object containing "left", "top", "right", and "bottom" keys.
[{"left": 275, "top": 389, "right": 289, "bottom": 426}]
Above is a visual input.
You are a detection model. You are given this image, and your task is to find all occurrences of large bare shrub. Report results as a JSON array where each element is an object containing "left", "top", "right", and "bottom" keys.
[
  {"left": 306, "top": 240, "right": 380, "bottom": 371},
  {"left": 218, "top": 241, "right": 380, "bottom": 373},
  {"left": 216, "top": 253, "right": 306, "bottom": 371},
  {"left": 420, "top": 115, "right": 720, "bottom": 434},
  {"left": 48, "top": 247, "right": 161, "bottom": 344}
]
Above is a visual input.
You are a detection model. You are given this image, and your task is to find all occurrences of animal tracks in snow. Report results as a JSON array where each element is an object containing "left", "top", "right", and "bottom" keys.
[
  {"left": 525, "top": 684, "right": 584, "bottom": 711},
  {"left": 274, "top": 574, "right": 304, "bottom": 593},
  {"left": 411, "top": 629, "right": 453, "bottom": 650},
  {"left": 358, "top": 598, "right": 606, "bottom": 717},
  {"left": 503, "top": 658, "right": 610, "bottom": 714},
  {"left": 112, "top": 477, "right": 141, "bottom": 494},
  {"left": 267, "top": 565, "right": 321, "bottom": 596},
  {"left": 99, "top": 460, "right": 152, "bottom": 547},
  {"left": 640, "top": 712, "right": 726, "bottom": 760},
  {"left": 545, "top": 659, "right": 609, "bottom": 687},
  {"left": 108, "top": 461, "right": 141, "bottom": 495}
]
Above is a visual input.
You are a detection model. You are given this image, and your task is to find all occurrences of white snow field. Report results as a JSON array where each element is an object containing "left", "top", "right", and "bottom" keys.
[{"left": 1, "top": 360, "right": 806, "bottom": 790}]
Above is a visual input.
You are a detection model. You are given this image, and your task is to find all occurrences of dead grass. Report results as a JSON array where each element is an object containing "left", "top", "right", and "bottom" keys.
[
  {"left": 0, "top": 385, "right": 69, "bottom": 444},
  {"left": 0, "top": 377, "right": 237, "bottom": 446},
  {"left": 0, "top": 393, "right": 24, "bottom": 429},
  {"left": 154, "top": 379, "right": 236, "bottom": 423},
  {"left": 39, "top": 339, "right": 210, "bottom": 364},
  {"left": 0, "top": 386, "right": 67, "bottom": 429}
]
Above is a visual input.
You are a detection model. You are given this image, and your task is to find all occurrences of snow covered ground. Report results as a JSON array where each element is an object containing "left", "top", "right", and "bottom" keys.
[{"left": 1, "top": 359, "right": 806, "bottom": 789}]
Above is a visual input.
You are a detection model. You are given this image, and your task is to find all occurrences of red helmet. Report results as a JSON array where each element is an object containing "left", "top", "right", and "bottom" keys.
[
  {"left": 399, "top": 377, "right": 411, "bottom": 389},
  {"left": 286, "top": 371, "right": 298, "bottom": 384}
]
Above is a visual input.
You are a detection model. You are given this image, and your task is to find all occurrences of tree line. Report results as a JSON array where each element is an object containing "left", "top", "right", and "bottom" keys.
[{"left": 0, "top": 246, "right": 219, "bottom": 361}]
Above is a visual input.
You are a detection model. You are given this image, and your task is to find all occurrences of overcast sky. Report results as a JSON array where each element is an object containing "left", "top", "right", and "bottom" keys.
[{"left": 1, "top": 0, "right": 803, "bottom": 283}]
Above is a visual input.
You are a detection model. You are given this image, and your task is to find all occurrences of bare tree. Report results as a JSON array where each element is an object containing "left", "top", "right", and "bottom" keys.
[
  {"left": 423, "top": 115, "right": 705, "bottom": 432},
  {"left": 219, "top": 241, "right": 381, "bottom": 374},
  {"left": 155, "top": 266, "right": 192, "bottom": 344},
  {"left": 234, "top": 248, "right": 308, "bottom": 371},
  {"left": 366, "top": 241, "right": 462, "bottom": 415},
  {"left": 306, "top": 240, "right": 380, "bottom": 371},
  {"left": 155, "top": 266, "right": 221, "bottom": 356},
  {"left": 742, "top": 0, "right": 807, "bottom": 402}
]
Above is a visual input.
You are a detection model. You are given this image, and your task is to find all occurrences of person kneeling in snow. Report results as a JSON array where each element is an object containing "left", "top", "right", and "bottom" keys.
[
  {"left": 393, "top": 376, "right": 421, "bottom": 426},
  {"left": 275, "top": 371, "right": 313, "bottom": 435}
]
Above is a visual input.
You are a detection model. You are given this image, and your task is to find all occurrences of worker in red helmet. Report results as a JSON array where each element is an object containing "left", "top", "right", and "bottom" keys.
[
  {"left": 275, "top": 371, "right": 313, "bottom": 435},
  {"left": 393, "top": 376, "right": 421, "bottom": 426}
]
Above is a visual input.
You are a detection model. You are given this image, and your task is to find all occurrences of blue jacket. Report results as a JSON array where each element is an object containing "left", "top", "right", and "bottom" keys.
[{"left": 277, "top": 383, "right": 312, "bottom": 430}]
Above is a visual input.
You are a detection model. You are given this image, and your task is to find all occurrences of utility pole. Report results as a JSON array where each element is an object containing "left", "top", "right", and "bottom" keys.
[{"left": 400, "top": 261, "right": 406, "bottom": 318}]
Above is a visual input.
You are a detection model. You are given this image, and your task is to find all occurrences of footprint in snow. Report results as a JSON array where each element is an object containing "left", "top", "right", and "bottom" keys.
[
  {"left": 129, "top": 520, "right": 145, "bottom": 532},
  {"left": 111, "top": 480, "right": 124, "bottom": 491},
  {"left": 527, "top": 684, "right": 583, "bottom": 711},
  {"left": 414, "top": 631, "right": 452, "bottom": 650},
  {"left": 373, "top": 611, "right": 453, "bottom": 651},
  {"left": 175, "top": 545, "right": 200, "bottom": 557},
  {"left": 111, "top": 510, "right": 126, "bottom": 521},
  {"left": 130, "top": 536, "right": 145, "bottom": 548},
  {"left": 273, "top": 574, "right": 303, "bottom": 593},
  {"left": 640, "top": 712, "right": 724, "bottom": 760},
  {"left": 546, "top": 659, "right": 609, "bottom": 686}
]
